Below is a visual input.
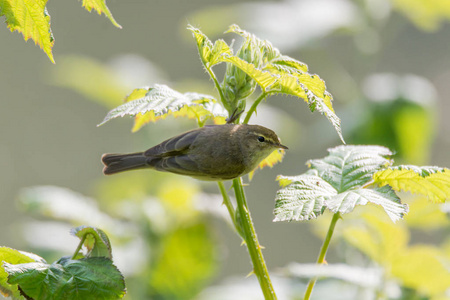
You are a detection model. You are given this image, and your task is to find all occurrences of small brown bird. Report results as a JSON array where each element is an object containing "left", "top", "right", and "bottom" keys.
[{"left": 101, "top": 124, "right": 287, "bottom": 181}]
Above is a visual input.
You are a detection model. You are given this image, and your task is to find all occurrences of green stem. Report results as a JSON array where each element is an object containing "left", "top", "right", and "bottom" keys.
[
  {"left": 217, "top": 181, "right": 244, "bottom": 238},
  {"left": 72, "top": 234, "right": 87, "bottom": 259},
  {"left": 206, "top": 66, "right": 227, "bottom": 106},
  {"left": 243, "top": 92, "right": 268, "bottom": 124},
  {"left": 303, "top": 212, "right": 341, "bottom": 300},
  {"left": 232, "top": 178, "right": 277, "bottom": 300}
]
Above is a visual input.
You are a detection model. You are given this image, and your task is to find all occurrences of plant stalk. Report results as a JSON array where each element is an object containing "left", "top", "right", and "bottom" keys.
[
  {"left": 243, "top": 92, "right": 268, "bottom": 124},
  {"left": 232, "top": 177, "right": 277, "bottom": 300},
  {"left": 303, "top": 212, "right": 341, "bottom": 300},
  {"left": 72, "top": 234, "right": 87, "bottom": 259}
]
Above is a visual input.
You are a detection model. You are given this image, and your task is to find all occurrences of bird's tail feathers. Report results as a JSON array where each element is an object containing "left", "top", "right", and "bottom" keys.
[{"left": 102, "top": 152, "right": 148, "bottom": 175}]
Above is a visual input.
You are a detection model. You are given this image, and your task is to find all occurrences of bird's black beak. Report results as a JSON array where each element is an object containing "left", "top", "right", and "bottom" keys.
[{"left": 278, "top": 143, "right": 288, "bottom": 150}]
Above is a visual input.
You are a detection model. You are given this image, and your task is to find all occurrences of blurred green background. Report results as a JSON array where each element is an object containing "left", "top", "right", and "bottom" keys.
[{"left": 1, "top": 0, "right": 449, "bottom": 299}]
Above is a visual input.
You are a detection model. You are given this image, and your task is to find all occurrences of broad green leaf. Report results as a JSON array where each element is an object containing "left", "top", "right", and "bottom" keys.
[
  {"left": 188, "top": 25, "right": 232, "bottom": 67},
  {"left": 0, "top": 247, "right": 45, "bottom": 299},
  {"left": 71, "top": 226, "right": 112, "bottom": 259},
  {"left": 97, "top": 84, "right": 228, "bottom": 130},
  {"left": 274, "top": 175, "right": 336, "bottom": 221},
  {"left": 307, "top": 145, "right": 393, "bottom": 192},
  {"left": 405, "top": 196, "right": 450, "bottom": 229},
  {"left": 5, "top": 257, "right": 125, "bottom": 299},
  {"left": 81, "top": 0, "right": 121, "bottom": 28},
  {"left": 326, "top": 186, "right": 407, "bottom": 222},
  {"left": 0, "top": 0, "right": 55, "bottom": 63},
  {"left": 373, "top": 165, "right": 450, "bottom": 203},
  {"left": 248, "top": 149, "right": 286, "bottom": 180},
  {"left": 275, "top": 145, "right": 408, "bottom": 222}
]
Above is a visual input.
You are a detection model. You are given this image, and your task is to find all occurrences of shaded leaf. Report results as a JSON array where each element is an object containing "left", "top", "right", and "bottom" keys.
[
  {"left": 71, "top": 226, "right": 112, "bottom": 259},
  {"left": 97, "top": 84, "right": 228, "bottom": 130},
  {"left": 0, "top": 0, "right": 55, "bottom": 63},
  {"left": 5, "top": 257, "right": 125, "bottom": 300},
  {"left": 81, "top": 0, "right": 121, "bottom": 28},
  {"left": 0, "top": 247, "right": 45, "bottom": 299},
  {"left": 274, "top": 175, "right": 336, "bottom": 221},
  {"left": 373, "top": 165, "right": 450, "bottom": 203}
]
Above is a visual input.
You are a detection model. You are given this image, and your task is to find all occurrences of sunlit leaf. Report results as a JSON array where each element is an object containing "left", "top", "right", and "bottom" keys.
[
  {"left": 188, "top": 25, "right": 232, "bottom": 67},
  {"left": 274, "top": 175, "right": 336, "bottom": 221},
  {"left": 248, "top": 149, "right": 285, "bottom": 180},
  {"left": 373, "top": 165, "right": 450, "bottom": 203},
  {"left": 275, "top": 145, "right": 408, "bottom": 223},
  {"left": 81, "top": 0, "right": 121, "bottom": 28},
  {"left": 405, "top": 197, "right": 450, "bottom": 229},
  {"left": 71, "top": 226, "right": 112, "bottom": 259},
  {"left": 0, "top": 247, "right": 45, "bottom": 299},
  {"left": 0, "top": 0, "right": 55, "bottom": 63},
  {"left": 188, "top": 25, "right": 344, "bottom": 141},
  {"left": 307, "top": 145, "right": 393, "bottom": 192},
  {"left": 98, "top": 84, "right": 228, "bottom": 130},
  {"left": 326, "top": 186, "right": 407, "bottom": 222},
  {"left": 5, "top": 257, "right": 125, "bottom": 299}
]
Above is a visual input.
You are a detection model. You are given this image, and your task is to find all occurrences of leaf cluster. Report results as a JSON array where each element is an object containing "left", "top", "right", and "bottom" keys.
[
  {"left": 275, "top": 145, "right": 449, "bottom": 224},
  {"left": 0, "top": 226, "right": 125, "bottom": 300}
]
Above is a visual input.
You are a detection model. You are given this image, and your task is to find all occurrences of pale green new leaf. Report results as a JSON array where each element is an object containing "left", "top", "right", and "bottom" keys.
[
  {"left": 307, "top": 145, "right": 393, "bottom": 192},
  {"left": 97, "top": 84, "right": 228, "bottom": 130},
  {"left": 224, "top": 25, "right": 343, "bottom": 142},
  {"left": 373, "top": 165, "right": 450, "bottom": 203},
  {"left": 327, "top": 186, "right": 407, "bottom": 222},
  {"left": 0, "top": 0, "right": 55, "bottom": 63},
  {"left": 81, "top": 0, "right": 121, "bottom": 28},
  {"left": 274, "top": 175, "right": 336, "bottom": 221},
  {"left": 188, "top": 25, "right": 232, "bottom": 68}
]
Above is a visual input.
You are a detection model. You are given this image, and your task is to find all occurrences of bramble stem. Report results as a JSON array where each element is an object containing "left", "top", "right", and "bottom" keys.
[
  {"left": 303, "top": 212, "right": 341, "bottom": 300},
  {"left": 217, "top": 181, "right": 244, "bottom": 239},
  {"left": 243, "top": 92, "right": 268, "bottom": 124},
  {"left": 232, "top": 178, "right": 277, "bottom": 300}
]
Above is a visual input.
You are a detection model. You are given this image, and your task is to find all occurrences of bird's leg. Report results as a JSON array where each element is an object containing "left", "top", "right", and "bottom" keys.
[{"left": 226, "top": 108, "right": 245, "bottom": 124}]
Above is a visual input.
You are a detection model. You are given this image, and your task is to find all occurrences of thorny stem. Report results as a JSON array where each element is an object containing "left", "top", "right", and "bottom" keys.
[
  {"left": 303, "top": 212, "right": 341, "bottom": 300},
  {"left": 205, "top": 66, "right": 227, "bottom": 111},
  {"left": 232, "top": 178, "right": 277, "bottom": 300},
  {"left": 217, "top": 181, "right": 244, "bottom": 239}
]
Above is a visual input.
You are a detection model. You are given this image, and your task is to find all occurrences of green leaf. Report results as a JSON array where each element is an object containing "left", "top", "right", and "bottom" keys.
[
  {"left": 326, "top": 186, "right": 408, "bottom": 222},
  {"left": 98, "top": 84, "right": 228, "bottom": 130},
  {"left": 0, "top": 0, "right": 55, "bottom": 63},
  {"left": 80, "top": 0, "right": 121, "bottom": 28},
  {"left": 307, "top": 145, "right": 393, "bottom": 192},
  {"left": 373, "top": 165, "right": 450, "bottom": 203},
  {"left": 71, "top": 226, "right": 112, "bottom": 259},
  {"left": 275, "top": 145, "right": 408, "bottom": 223},
  {"left": 187, "top": 24, "right": 232, "bottom": 68},
  {"left": 393, "top": 0, "right": 450, "bottom": 31},
  {"left": 225, "top": 25, "right": 343, "bottom": 142},
  {"left": 0, "top": 247, "right": 45, "bottom": 299},
  {"left": 5, "top": 257, "right": 125, "bottom": 300},
  {"left": 274, "top": 175, "right": 336, "bottom": 221}
]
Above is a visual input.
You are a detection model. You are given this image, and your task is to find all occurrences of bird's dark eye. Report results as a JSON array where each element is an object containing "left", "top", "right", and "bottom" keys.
[{"left": 257, "top": 136, "right": 265, "bottom": 142}]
